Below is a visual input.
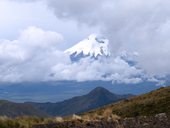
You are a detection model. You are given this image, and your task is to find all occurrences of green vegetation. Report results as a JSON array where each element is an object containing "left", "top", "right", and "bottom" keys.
[
  {"left": 0, "top": 86, "right": 169, "bottom": 128},
  {"left": 28, "top": 87, "right": 132, "bottom": 116},
  {"left": 84, "top": 86, "right": 170, "bottom": 117},
  {"left": 0, "top": 100, "right": 47, "bottom": 118},
  {"left": 0, "top": 116, "right": 61, "bottom": 128}
]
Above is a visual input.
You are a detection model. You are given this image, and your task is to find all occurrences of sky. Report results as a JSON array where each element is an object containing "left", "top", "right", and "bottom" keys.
[
  {"left": 0, "top": 0, "right": 98, "bottom": 49},
  {"left": 0, "top": 0, "right": 170, "bottom": 85}
]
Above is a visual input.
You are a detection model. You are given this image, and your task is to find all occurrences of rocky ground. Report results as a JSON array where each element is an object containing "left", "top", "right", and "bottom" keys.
[{"left": 33, "top": 113, "right": 170, "bottom": 128}]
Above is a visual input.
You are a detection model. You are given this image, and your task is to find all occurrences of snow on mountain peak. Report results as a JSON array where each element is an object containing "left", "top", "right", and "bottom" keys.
[{"left": 65, "top": 34, "right": 110, "bottom": 58}]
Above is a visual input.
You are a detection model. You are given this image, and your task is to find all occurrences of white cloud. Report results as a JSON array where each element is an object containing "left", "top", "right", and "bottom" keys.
[
  {"left": 0, "top": 0, "right": 99, "bottom": 49},
  {"left": 19, "top": 26, "right": 63, "bottom": 49},
  {"left": 0, "top": 26, "right": 162, "bottom": 84},
  {"left": 0, "top": 26, "right": 64, "bottom": 62},
  {"left": 50, "top": 56, "right": 144, "bottom": 84},
  {"left": 0, "top": 26, "right": 65, "bottom": 82},
  {"left": 47, "top": 0, "right": 170, "bottom": 77},
  {"left": 0, "top": 0, "right": 169, "bottom": 85}
]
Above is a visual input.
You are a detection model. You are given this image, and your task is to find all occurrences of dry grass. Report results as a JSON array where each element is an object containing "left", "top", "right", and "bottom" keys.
[
  {"left": 83, "top": 86, "right": 170, "bottom": 118},
  {"left": 0, "top": 86, "right": 169, "bottom": 128},
  {"left": 0, "top": 116, "right": 65, "bottom": 128}
]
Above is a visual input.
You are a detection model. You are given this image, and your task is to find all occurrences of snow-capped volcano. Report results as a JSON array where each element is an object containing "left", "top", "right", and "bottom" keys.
[{"left": 65, "top": 34, "right": 110, "bottom": 60}]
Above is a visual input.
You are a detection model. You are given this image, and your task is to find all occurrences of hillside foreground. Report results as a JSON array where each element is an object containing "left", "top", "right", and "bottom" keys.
[{"left": 0, "top": 86, "right": 169, "bottom": 128}]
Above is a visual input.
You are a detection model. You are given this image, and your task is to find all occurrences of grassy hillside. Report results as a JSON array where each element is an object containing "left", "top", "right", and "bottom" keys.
[
  {"left": 83, "top": 86, "right": 170, "bottom": 117},
  {"left": 0, "top": 100, "right": 48, "bottom": 117},
  {"left": 28, "top": 87, "right": 133, "bottom": 116},
  {"left": 0, "top": 86, "right": 169, "bottom": 128}
]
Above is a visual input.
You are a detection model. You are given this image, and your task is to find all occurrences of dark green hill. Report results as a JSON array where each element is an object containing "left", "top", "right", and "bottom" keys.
[
  {"left": 84, "top": 86, "right": 170, "bottom": 117},
  {"left": 28, "top": 87, "right": 133, "bottom": 116},
  {"left": 0, "top": 100, "right": 48, "bottom": 117}
]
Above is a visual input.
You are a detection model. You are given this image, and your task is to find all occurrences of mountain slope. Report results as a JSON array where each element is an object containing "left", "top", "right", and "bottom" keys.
[
  {"left": 0, "top": 100, "right": 48, "bottom": 117},
  {"left": 65, "top": 34, "right": 110, "bottom": 60},
  {"left": 28, "top": 87, "right": 133, "bottom": 116},
  {"left": 83, "top": 86, "right": 170, "bottom": 117}
]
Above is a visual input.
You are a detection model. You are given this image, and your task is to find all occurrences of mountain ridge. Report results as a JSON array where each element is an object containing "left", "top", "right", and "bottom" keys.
[
  {"left": 27, "top": 86, "right": 133, "bottom": 116},
  {"left": 0, "top": 100, "right": 48, "bottom": 117},
  {"left": 82, "top": 86, "right": 170, "bottom": 118}
]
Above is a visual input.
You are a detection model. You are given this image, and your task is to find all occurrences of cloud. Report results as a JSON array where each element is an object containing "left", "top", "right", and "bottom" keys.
[
  {"left": 0, "top": 26, "right": 64, "bottom": 61},
  {"left": 0, "top": 26, "right": 164, "bottom": 85},
  {"left": 19, "top": 26, "right": 63, "bottom": 49},
  {"left": 47, "top": 0, "right": 170, "bottom": 77},
  {"left": 49, "top": 56, "right": 145, "bottom": 84},
  {"left": 8, "top": 0, "right": 41, "bottom": 2},
  {"left": 0, "top": 26, "right": 146, "bottom": 84},
  {"left": 0, "top": 0, "right": 168, "bottom": 85},
  {"left": 0, "top": 26, "right": 65, "bottom": 82},
  {"left": 0, "top": 0, "right": 99, "bottom": 50}
]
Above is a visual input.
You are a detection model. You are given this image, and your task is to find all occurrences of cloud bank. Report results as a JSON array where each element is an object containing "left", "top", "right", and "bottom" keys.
[
  {"left": 0, "top": 26, "right": 148, "bottom": 84},
  {"left": 0, "top": 26, "right": 65, "bottom": 82},
  {"left": 0, "top": 0, "right": 169, "bottom": 85},
  {"left": 47, "top": 0, "right": 170, "bottom": 76}
]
